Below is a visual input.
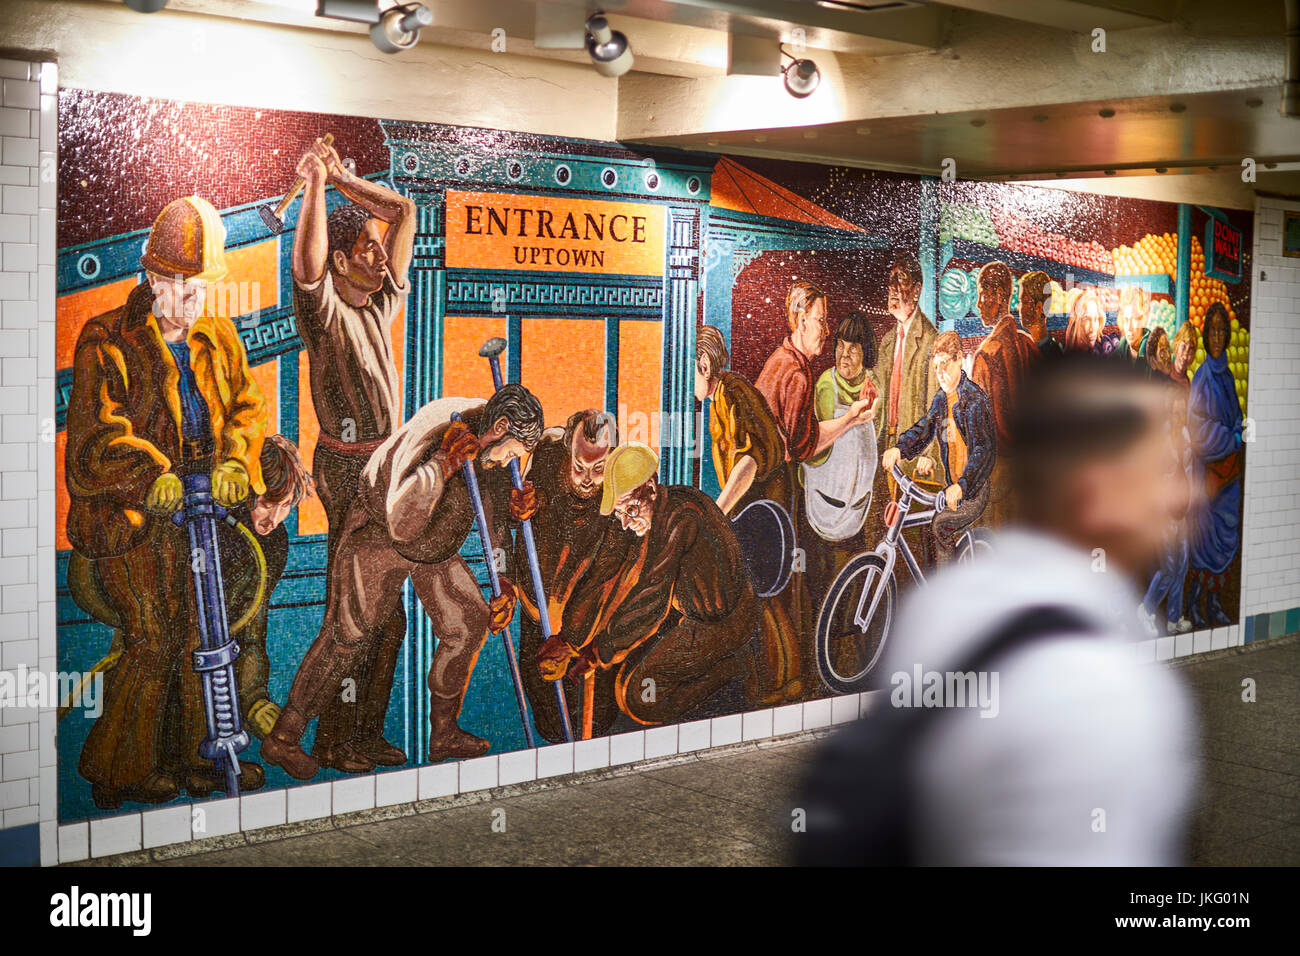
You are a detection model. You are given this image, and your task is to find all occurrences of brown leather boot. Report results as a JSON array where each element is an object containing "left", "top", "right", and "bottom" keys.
[
  {"left": 427, "top": 693, "right": 490, "bottom": 763},
  {"left": 260, "top": 707, "right": 319, "bottom": 780},
  {"left": 313, "top": 741, "right": 376, "bottom": 774},
  {"left": 353, "top": 737, "right": 407, "bottom": 766},
  {"left": 186, "top": 761, "right": 266, "bottom": 797}
]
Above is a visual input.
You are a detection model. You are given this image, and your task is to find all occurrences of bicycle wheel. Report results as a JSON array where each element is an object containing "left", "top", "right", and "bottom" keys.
[
  {"left": 956, "top": 527, "right": 996, "bottom": 564},
  {"left": 815, "top": 552, "right": 896, "bottom": 694}
]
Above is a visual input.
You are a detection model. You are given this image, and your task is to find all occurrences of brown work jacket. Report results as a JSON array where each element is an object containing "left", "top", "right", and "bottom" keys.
[{"left": 65, "top": 281, "right": 266, "bottom": 558}]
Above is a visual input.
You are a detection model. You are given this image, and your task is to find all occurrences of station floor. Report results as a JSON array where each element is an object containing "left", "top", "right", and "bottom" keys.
[{"left": 75, "top": 635, "right": 1299, "bottom": 867}]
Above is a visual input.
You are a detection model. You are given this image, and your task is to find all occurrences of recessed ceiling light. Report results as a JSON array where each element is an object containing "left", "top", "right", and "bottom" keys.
[
  {"left": 1155, "top": 167, "right": 1168, "bottom": 173},
  {"left": 1169, "top": 102, "right": 1187, "bottom": 113},
  {"left": 1098, "top": 107, "right": 1116, "bottom": 118}
]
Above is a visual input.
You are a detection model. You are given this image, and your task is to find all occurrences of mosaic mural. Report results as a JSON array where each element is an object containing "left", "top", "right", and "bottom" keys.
[{"left": 54, "top": 89, "right": 1252, "bottom": 822}]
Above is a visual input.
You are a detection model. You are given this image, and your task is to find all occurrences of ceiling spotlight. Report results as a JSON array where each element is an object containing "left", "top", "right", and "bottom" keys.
[
  {"left": 586, "top": 14, "right": 633, "bottom": 77},
  {"left": 124, "top": 0, "right": 168, "bottom": 11},
  {"left": 781, "top": 47, "right": 820, "bottom": 98},
  {"left": 371, "top": 3, "right": 432, "bottom": 53}
]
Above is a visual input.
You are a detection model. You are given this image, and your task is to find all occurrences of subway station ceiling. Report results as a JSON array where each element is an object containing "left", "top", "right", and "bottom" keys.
[{"left": 73, "top": 0, "right": 1300, "bottom": 196}]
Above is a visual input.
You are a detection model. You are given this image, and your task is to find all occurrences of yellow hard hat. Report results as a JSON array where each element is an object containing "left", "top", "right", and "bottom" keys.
[
  {"left": 140, "top": 196, "right": 228, "bottom": 282},
  {"left": 600, "top": 442, "right": 660, "bottom": 516}
]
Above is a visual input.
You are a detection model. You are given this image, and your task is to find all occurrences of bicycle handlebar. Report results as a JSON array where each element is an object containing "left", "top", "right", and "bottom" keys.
[{"left": 891, "top": 462, "right": 946, "bottom": 513}]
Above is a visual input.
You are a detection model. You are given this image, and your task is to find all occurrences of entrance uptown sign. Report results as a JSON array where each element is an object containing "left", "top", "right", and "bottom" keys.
[{"left": 444, "top": 190, "right": 668, "bottom": 276}]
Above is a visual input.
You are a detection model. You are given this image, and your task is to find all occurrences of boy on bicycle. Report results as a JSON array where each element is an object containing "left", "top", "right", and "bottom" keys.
[{"left": 881, "top": 332, "right": 996, "bottom": 565}]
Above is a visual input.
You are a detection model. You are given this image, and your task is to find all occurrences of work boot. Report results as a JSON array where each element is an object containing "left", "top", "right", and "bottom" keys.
[
  {"left": 260, "top": 707, "right": 319, "bottom": 780},
  {"left": 186, "top": 761, "right": 266, "bottom": 797},
  {"left": 1205, "top": 590, "right": 1232, "bottom": 627},
  {"left": 427, "top": 693, "right": 490, "bottom": 763},
  {"left": 91, "top": 771, "right": 180, "bottom": 810},
  {"left": 1185, "top": 575, "right": 1207, "bottom": 630},
  {"left": 313, "top": 741, "right": 376, "bottom": 774},
  {"left": 353, "top": 737, "right": 407, "bottom": 766}
]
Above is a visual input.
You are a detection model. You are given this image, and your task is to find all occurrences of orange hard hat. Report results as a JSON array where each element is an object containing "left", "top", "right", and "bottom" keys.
[{"left": 139, "top": 196, "right": 228, "bottom": 282}]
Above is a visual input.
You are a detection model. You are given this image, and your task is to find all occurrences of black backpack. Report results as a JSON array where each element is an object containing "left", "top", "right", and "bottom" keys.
[{"left": 795, "top": 605, "right": 1097, "bottom": 866}]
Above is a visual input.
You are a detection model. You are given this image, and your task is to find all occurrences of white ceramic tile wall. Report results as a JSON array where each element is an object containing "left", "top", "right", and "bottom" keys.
[
  {"left": 0, "top": 56, "right": 55, "bottom": 866},
  {"left": 1240, "top": 197, "right": 1300, "bottom": 619}
]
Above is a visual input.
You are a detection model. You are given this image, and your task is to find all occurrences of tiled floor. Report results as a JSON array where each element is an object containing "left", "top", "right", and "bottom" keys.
[{"left": 72, "top": 637, "right": 1299, "bottom": 867}]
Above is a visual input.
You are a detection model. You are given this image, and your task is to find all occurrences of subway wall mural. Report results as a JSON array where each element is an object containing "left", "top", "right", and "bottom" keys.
[{"left": 55, "top": 89, "right": 1253, "bottom": 822}]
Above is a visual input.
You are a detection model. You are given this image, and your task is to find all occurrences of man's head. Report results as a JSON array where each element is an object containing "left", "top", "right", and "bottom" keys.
[
  {"left": 1008, "top": 353, "right": 1189, "bottom": 576},
  {"left": 695, "top": 325, "right": 729, "bottom": 402},
  {"left": 1117, "top": 285, "right": 1151, "bottom": 347},
  {"left": 327, "top": 203, "right": 388, "bottom": 296},
  {"left": 251, "top": 435, "right": 316, "bottom": 536},
  {"left": 931, "top": 331, "right": 964, "bottom": 395},
  {"left": 1202, "top": 303, "right": 1230, "bottom": 360},
  {"left": 1066, "top": 289, "right": 1106, "bottom": 351},
  {"left": 563, "top": 409, "right": 617, "bottom": 500},
  {"left": 786, "top": 280, "right": 829, "bottom": 360},
  {"left": 140, "top": 196, "right": 228, "bottom": 331},
  {"left": 886, "top": 253, "right": 923, "bottom": 325},
  {"left": 976, "top": 261, "right": 1013, "bottom": 328},
  {"left": 1018, "top": 271, "right": 1052, "bottom": 339},
  {"left": 1171, "top": 320, "right": 1197, "bottom": 376},
  {"left": 1143, "top": 325, "right": 1172, "bottom": 376},
  {"left": 600, "top": 442, "right": 660, "bottom": 536},
  {"left": 833, "top": 311, "right": 877, "bottom": 383},
  {"left": 477, "top": 384, "right": 545, "bottom": 468}
]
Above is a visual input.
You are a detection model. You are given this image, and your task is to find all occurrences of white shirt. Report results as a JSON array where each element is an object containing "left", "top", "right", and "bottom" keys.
[{"left": 880, "top": 527, "right": 1199, "bottom": 865}]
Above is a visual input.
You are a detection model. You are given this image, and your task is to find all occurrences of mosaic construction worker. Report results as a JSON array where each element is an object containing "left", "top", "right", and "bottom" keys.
[
  {"left": 261, "top": 387, "right": 543, "bottom": 778},
  {"left": 537, "top": 443, "right": 761, "bottom": 726},
  {"left": 65, "top": 196, "right": 268, "bottom": 809},
  {"left": 291, "top": 135, "right": 417, "bottom": 774}
]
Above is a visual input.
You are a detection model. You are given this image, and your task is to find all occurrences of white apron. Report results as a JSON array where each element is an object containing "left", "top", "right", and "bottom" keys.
[{"left": 801, "top": 403, "right": 877, "bottom": 542}]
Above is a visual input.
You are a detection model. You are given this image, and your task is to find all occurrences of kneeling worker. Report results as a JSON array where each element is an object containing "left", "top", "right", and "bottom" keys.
[{"left": 536, "top": 443, "right": 759, "bottom": 725}]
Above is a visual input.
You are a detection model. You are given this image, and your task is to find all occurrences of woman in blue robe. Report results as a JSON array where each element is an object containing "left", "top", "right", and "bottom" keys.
[{"left": 1185, "top": 304, "right": 1243, "bottom": 628}]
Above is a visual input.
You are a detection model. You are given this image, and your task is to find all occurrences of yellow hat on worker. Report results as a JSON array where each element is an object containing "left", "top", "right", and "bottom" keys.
[
  {"left": 140, "top": 196, "right": 228, "bottom": 282},
  {"left": 600, "top": 442, "right": 660, "bottom": 516}
]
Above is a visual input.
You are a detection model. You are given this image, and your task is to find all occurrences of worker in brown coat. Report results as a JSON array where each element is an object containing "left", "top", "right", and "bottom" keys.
[
  {"left": 65, "top": 196, "right": 267, "bottom": 808},
  {"left": 536, "top": 443, "right": 760, "bottom": 726},
  {"left": 261, "top": 386, "right": 544, "bottom": 778},
  {"left": 512, "top": 409, "right": 629, "bottom": 742}
]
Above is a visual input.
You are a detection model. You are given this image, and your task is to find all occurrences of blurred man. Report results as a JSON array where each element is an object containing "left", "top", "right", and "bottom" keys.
[
  {"left": 513, "top": 409, "right": 627, "bottom": 742},
  {"left": 292, "top": 135, "right": 416, "bottom": 772},
  {"left": 697, "top": 326, "right": 803, "bottom": 704},
  {"left": 262, "top": 386, "right": 543, "bottom": 777},
  {"left": 881, "top": 332, "right": 994, "bottom": 566},
  {"left": 971, "top": 260, "right": 1036, "bottom": 528},
  {"left": 66, "top": 196, "right": 267, "bottom": 808},
  {"left": 1111, "top": 285, "right": 1151, "bottom": 365},
  {"left": 801, "top": 354, "right": 1198, "bottom": 865},
  {"left": 1018, "top": 271, "right": 1060, "bottom": 358},
  {"left": 536, "top": 443, "right": 760, "bottom": 725}
]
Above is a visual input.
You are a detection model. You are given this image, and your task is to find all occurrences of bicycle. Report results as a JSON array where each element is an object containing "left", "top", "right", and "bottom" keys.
[{"left": 814, "top": 462, "right": 995, "bottom": 694}]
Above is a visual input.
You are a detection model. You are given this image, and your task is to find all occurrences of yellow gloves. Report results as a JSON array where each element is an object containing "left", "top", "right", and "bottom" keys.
[
  {"left": 211, "top": 460, "right": 250, "bottom": 507},
  {"left": 147, "top": 462, "right": 248, "bottom": 514},
  {"left": 145, "top": 473, "right": 183, "bottom": 513}
]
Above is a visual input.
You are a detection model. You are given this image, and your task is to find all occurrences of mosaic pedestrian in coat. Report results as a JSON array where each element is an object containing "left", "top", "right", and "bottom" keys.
[
  {"left": 290, "top": 135, "right": 417, "bottom": 773},
  {"left": 1185, "top": 304, "right": 1243, "bottom": 628},
  {"left": 65, "top": 196, "right": 267, "bottom": 808},
  {"left": 261, "top": 386, "right": 543, "bottom": 778},
  {"left": 696, "top": 325, "right": 802, "bottom": 704},
  {"left": 536, "top": 444, "right": 760, "bottom": 726}
]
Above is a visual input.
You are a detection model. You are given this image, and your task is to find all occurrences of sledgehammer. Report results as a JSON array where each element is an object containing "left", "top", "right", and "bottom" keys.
[
  {"left": 479, "top": 337, "right": 577, "bottom": 743},
  {"left": 257, "top": 133, "right": 333, "bottom": 235}
]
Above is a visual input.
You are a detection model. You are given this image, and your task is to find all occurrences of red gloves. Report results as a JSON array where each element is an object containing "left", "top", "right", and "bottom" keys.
[
  {"left": 438, "top": 421, "right": 479, "bottom": 480},
  {"left": 510, "top": 481, "right": 538, "bottom": 522}
]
